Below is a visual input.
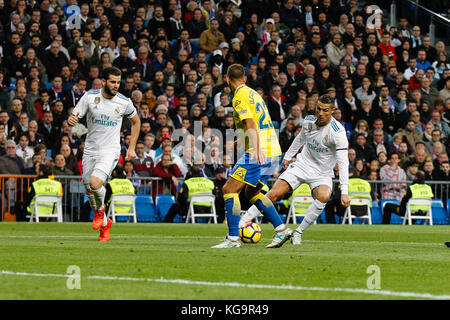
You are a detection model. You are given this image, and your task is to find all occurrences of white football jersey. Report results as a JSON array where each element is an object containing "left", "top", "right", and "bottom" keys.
[
  {"left": 285, "top": 115, "right": 349, "bottom": 178},
  {"left": 72, "top": 89, "right": 137, "bottom": 156}
]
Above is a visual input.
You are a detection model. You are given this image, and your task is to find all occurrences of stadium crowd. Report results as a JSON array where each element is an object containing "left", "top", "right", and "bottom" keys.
[{"left": 0, "top": 0, "right": 449, "bottom": 204}]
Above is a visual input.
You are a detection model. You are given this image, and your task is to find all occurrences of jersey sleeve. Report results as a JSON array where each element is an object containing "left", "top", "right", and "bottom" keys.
[
  {"left": 72, "top": 92, "right": 90, "bottom": 118},
  {"left": 334, "top": 129, "right": 349, "bottom": 194},
  {"left": 233, "top": 95, "right": 253, "bottom": 121},
  {"left": 124, "top": 99, "right": 137, "bottom": 119},
  {"left": 284, "top": 124, "right": 306, "bottom": 160}
]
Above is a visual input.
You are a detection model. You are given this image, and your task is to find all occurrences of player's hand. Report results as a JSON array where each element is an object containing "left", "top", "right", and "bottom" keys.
[
  {"left": 341, "top": 194, "right": 351, "bottom": 208},
  {"left": 68, "top": 113, "right": 79, "bottom": 126},
  {"left": 126, "top": 148, "right": 136, "bottom": 161},
  {"left": 282, "top": 157, "right": 296, "bottom": 170},
  {"left": 252, "top": 150, "right": 266, "bottom": 165}
]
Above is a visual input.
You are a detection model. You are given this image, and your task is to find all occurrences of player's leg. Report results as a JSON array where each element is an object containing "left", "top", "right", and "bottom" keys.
[
  {"left": 241, "top": 178, "right": 293, "bottom": 224},
  {"left": 90, "top": 171, "right": 108, "bottom": 230},
  {"left": 292, "top": 184, "right": 331, "bottom": 245},
  {"left": 211, "top": 177, "right": 245, "bottom": 248},
  {"left": 82, "top": 154, "right": 104, "bottom": 230},
  {"left": 85, "top": 186, "right": 97, "bottom": 212}
]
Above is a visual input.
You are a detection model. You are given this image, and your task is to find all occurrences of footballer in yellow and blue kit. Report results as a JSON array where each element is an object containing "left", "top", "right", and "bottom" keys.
[{"left": 229, "top": 84, "right": 282, "bottom": 187}]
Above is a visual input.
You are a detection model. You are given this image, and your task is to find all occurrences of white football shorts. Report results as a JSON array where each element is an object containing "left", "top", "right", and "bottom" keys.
[
  {"left": 82, "top": 152, "right": 120, "bottom": 185},
  {"left": 278, "top": 161, "right": 333, "bottom": 192}
]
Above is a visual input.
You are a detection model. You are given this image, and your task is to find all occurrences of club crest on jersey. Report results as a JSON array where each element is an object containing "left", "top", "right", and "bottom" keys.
[
  {"left": 308, "top": 123, "right": 312, "bottom": 130},
  {"left": 114, "top": 106, "right": 120, "bottom": 113},
  {"left": 323, "top": 134, "right": 329, "bottom": 143},
  {"left": 94, "top": 97, "right": 100, "bottom": 104},
  {"left": 232, "top": 167, "right": 247, "bottom": 179}
]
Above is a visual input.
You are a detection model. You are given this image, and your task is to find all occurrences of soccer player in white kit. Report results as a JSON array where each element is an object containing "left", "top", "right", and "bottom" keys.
[
  {"left": 68, "top": 67, "right": 141, "bottom": 241},
  {"left": 240, "top": 95, "right": 350, "bottom": 245}
]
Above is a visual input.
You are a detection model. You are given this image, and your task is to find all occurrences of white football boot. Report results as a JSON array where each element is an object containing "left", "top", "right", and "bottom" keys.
[
  {"left": 266, "top": 227, "right": 293, "bottom": 248},
  {"left": 291, "top": 230, "right": 302, "bottom": 245},
  {"left": 211, "top": 236, "right": 241, "bottom": 248}
]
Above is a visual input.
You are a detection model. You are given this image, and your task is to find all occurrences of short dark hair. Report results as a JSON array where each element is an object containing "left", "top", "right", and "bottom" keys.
[
  {"left": 319, "top": 94, "right": 334, "bottom": 105},
  {"left": 226, "top": 64, "right": 245, "bottom": 81},
  {"left": 102, "top": 67, "right": 122, "bottom": 80}
]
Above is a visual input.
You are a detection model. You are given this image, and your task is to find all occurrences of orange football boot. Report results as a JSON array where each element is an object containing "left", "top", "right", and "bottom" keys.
[
  {"left": 99, "top": 218, "right": 112, "bottom": 242},
  {"left": 92, "top": 205, "right": 106, "bottom": 230}
]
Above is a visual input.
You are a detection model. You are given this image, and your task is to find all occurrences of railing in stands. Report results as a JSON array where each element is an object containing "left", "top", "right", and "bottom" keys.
[
  {"left": 395, "top": 0, "right": 450, "bottom": 45},
  {"left": 1, "top": 174, "right": 449, "bottom": 222}
]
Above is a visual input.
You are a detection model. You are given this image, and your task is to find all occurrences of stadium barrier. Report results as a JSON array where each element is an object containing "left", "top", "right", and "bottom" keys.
[
  {"left": 1, "top": 174, "right": 449, "bottom": 223},
  {"left": 395, "top": 0, "right": 450, "bottom": 46}
]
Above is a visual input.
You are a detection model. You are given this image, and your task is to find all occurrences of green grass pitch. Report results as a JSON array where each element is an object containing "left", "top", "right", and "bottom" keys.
[{"left": 0, "top": 222, "right": 449, "bottom": 300}]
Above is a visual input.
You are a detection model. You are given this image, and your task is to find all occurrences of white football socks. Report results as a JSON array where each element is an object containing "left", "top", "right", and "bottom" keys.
[
  {"left": 92, "top": 185, "right": 106, "bottom": 211},
  {"left": 296, "top": 198, "right": 326, "bottom": 234},
  {"left": 102, "top": 213, "right": 108, "bottom": 227},
  {"left": 87, "top": 193, "right": 97, "bottom": 212},
  {"left": 239, "top": 205, "right": 262, "bottom": 227}
]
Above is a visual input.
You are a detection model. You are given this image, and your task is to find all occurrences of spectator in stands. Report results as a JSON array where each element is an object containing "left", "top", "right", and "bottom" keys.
[
  {"left": 267, "top": 85, "right": 289, "bottom": 128},
  {"left": 410, "top": 111, "right": 426, "bottom": 133},
  {"left": 53, "top": 153, "right": 74, "bottom": 176},
  {"left": 403, "top": 57, "right": 418, "bottom": 81},
  {"left": 355, "top": 77, "right": 376, "bottom": 106},
  {"left": 353, "top": 132, "right": 377, "bottom": 165},
  {"left": 416, "top": 48, "right": 431, "bottom": 72},
  {"left": 152, "top": 153, "right": 183, "bottom": 199},
  {"left": 430, "top": 110, "right": 450, "bottom": 139},
  {"left": 123, "top": 160, "right": 140, "bottom": 189},
  {"left": 370, "top": 129, "right": 391, "bottom": 159},
  {"left": 424, "top": 129, "right": 443, "bottom": 155},
  {"left": 132, "top": 141, "right": 153, "bottom": 178},
  {"left": 42, "top": 41, "right": 68, "bottom": 80},
  {"left": 380, "top": 152, "right": 407, "bottom": 202},
  {"left": 399, "top": 120, "right": 423, "bottom": 153},
  {"left": 404, "top": 160, "right": 419, "bottom": 180},
  {"left": 199, "top": 18, "right": 225, "bottom": 54},
  {"left": 0, "top": 139, "right": 24, "bottom": 175},
  {"left": 409, "top": 68, "right": 425, "bottom": 93},
  {"left": 325, "top": 33, "right": 345, "bottom": 67},
  {"left": 423, "top": 160, "right": 437, "bottom": 181},
  {"left": 59, "top": 144, "right": 79, "bottom": 176},
  {"left": 420, "top": 77, "right": 439, "bottom": 107},
  {"left": 15, "top": 133, "right": 34, "bottom": 168},
  {"left": 279, "top": 118, "right": 298, "bottom": 153}
]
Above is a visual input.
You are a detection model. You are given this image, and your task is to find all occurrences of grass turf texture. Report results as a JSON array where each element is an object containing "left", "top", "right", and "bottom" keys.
[{"left": 0, "top": 223, "right": 449, "bottom": 300}]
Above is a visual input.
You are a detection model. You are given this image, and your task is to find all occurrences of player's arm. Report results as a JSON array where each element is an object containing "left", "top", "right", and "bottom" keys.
[
  {"left": 126, "top": 113, "right": 141, "bottom": 161},
  {"left": 335, "top": 130, "right": 350, "bottom": 207},
  {"left": 282, "top": 125, "right": 306, "bottom": 168},
  {"left": 242, "top": 118, "right": 265, "bottom": 165},
  {"left": 68, "top": 93, "right": 89, "bottom": 126}
]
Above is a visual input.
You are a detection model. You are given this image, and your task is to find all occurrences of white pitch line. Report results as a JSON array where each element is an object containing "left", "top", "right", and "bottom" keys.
[
  {"left": 0, "top": 234, "right": 444, "bottom": 246},
  {"left": 1, "top": 270, "right": 449, "bottom": 300}
]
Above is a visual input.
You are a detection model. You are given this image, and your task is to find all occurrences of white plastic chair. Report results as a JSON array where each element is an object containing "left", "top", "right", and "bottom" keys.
[
  {"left": 404, "top": 199, "right": 433, "bottom": 225},
  {"left": 185, "top": 193, "right": 217, "bottom": 224},
  {"left": 107, "top": 194, "right": 137, "bottom": 223},
  {"left": 342, "top": 198, "right": 372, "bottom": 224},
  {"left": 29, "top": 195, "right": 63, "bottom": 223},
  {"left": 287, "top": 196, "right": 315, "bottom": 224}
]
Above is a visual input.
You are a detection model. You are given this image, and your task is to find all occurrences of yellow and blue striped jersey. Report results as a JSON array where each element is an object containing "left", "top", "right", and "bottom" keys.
[{"left": 232, "top": 84, "right": 282, "bottom": 158}]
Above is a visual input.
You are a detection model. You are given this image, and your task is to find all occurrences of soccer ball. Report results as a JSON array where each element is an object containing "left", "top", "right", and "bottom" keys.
[{"left": 239, "top": 222, "right": 262, "bottom": 243}]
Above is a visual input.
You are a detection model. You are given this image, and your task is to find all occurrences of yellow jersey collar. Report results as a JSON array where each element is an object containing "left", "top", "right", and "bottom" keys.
[{"left": 235, "top": 84, "right": 245, "bottom": 95}]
